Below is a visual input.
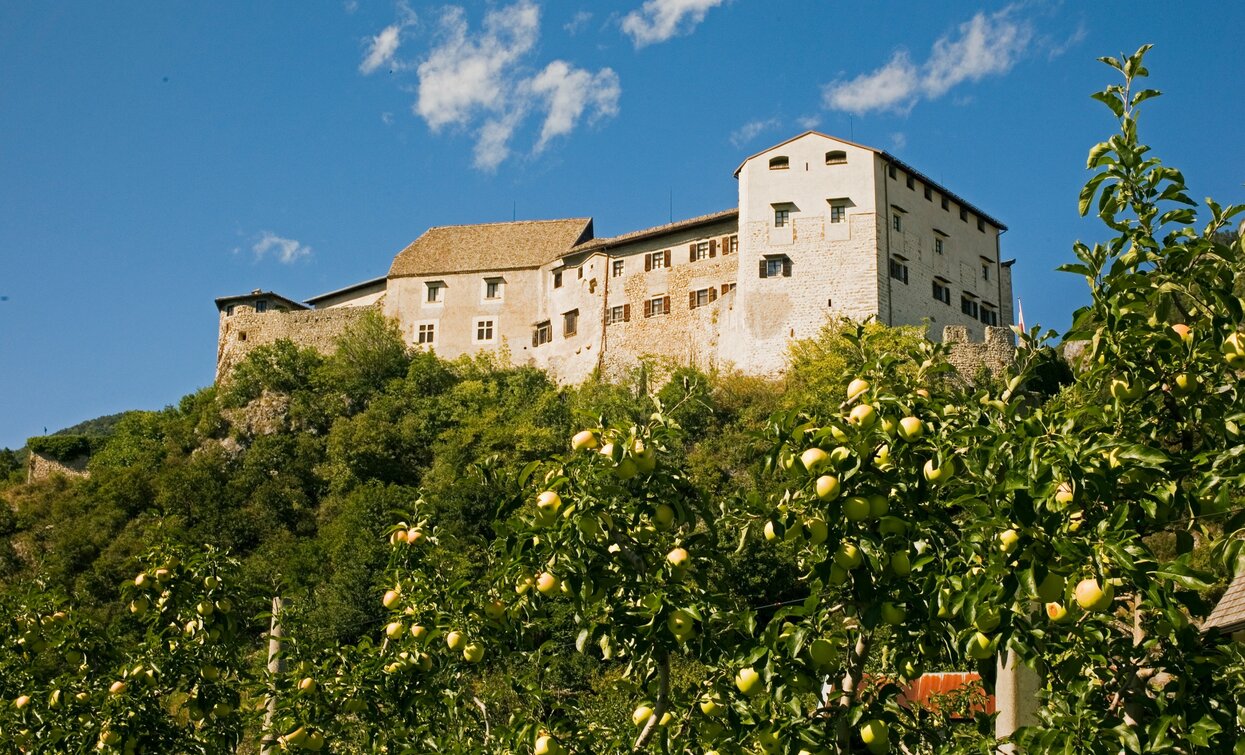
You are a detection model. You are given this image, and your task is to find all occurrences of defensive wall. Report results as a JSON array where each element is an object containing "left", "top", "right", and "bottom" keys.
[{"left": 216, "top": 306, "right": 375, "bottom": 380}]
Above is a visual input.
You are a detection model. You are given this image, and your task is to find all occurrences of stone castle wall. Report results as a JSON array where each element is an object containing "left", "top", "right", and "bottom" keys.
[
  {"left": 216, "top": 306, "right": 374, "bottom": 380},
  {"left": 27, "top": 452, "right": 89, "bottom": 483},
  {"left": 943, "top": 325, "right": 1015, "bottom": 379}
]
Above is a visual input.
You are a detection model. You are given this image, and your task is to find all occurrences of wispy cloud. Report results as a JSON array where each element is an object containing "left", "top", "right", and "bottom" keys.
[
  {"left": 796, "top": 115, "right": 822, "bottom": 130},
  {"left": 1044, "top": 19, "right": 1088, "bottom": 60},
  {"left": 564, "top": 10, "right": 593, "bottom": 35},
  {"left": 621, "top": 0, "right": 724, "bottom": 48},
  {"left": 252, "top": 232, "right": 311, "bottom": 264},
  {"left": 729, "top": 118, "right": 781, "bottom": 148},
  {"left": 824, "top": 6, "right": 1033, "bottom": 115},
  {"left": 376, "top": 0, "right": 622, "bottom": 171},
  {"left": 890, "top": 132, "right": 907, "bottom": 151},
  {"left": 359, "top": 4, "right": 417, "bottom": 75}
]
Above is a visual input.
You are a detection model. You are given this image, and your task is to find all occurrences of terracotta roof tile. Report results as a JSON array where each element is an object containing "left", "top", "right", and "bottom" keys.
[
  {"left": 389, "top": 218, "right": 594, "bottom": 278},
  {"left": 1205, "top": 571, "right": 1245, "bottom": 634},
  {"left": 569, "top": 209, "right": 738, "bottom": 254}
]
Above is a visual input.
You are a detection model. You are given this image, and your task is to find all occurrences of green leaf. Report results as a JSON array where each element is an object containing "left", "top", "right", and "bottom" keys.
[
  {"left": 1188, "top": 714, "right": 1222, "bottom": 746},
  {"left": 1155, "top": 562, "right": 1215, "bottom": 591}
]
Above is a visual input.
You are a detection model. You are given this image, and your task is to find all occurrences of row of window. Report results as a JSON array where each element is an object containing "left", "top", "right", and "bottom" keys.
[
  {"left": 425, "top": 277, "right": 505, "bottom": 304},
  {"left": 550, "top": 235, "right": 739, "bottom": 288},
  {"left": 773, "top": 202, "right": 848, "bottom": 228},
  {"left": 888, "top": 260, "right": 999, "bottom": 326},
  {"left": 890, "top": 215, "right": 994, "bottom": 281},
  {"left": 768, "top": 150, "right": 848, "bottom": 170},
  {"left": 888, "top": 163, "right": 989, "bottom": 233}
]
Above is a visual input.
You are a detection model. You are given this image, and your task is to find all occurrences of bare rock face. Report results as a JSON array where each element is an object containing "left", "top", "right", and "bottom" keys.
[{"left": 222, "top": 390, "right": 292, "bottom": 439}]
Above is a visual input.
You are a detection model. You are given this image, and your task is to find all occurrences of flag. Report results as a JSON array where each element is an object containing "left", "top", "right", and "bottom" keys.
[{"left": 1016, "top": 298, "right": 1026, "bottom": 333}]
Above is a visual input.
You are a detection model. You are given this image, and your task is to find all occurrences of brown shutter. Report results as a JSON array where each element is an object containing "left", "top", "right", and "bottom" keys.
[
  {"left": 759, "top": 259, "right": 767, "bottom": 278},
  {"left": 645, "top": 254, "right": 652, "bottom": 272},
  {"left": 662, "top": 295, "right": 670, "bottom": 314},
  {"left": 688, "top": 291, "right": 696, "bottom": 309},
  {"left": 709, "top": 287, "right": 717, "bottom": 303},
  {"left": 623, "top": 303, "right": 630, "bottom": 322},
  {"left": 783, "top": 258, "right": 793, "bottom": 277},
  {"left": 689, "top": 243, "right": 696, "bottom": 262},
  {"left": 664, "top": 249, "right": 671, "bottom": 267},
  {"left": 643, "top": 300, "right": 651, "bottom": 318},
  {"left": 709, "top": 239, "right": 717, "bottom": 257},
  {"left": 532, "top": 328, "right": 538, "bottom": 347}
]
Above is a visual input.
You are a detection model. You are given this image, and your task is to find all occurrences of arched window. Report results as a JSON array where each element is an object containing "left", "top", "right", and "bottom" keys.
[
  {"left": 768, "top": 155, "right": 789, "bottom": 170},
  {"left": 825, "top": 150, "right": 847, "bottom": 165}
]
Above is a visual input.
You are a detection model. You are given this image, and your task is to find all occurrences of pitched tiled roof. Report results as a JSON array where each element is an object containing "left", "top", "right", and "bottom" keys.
[
  {"left": 388, "top": 218, "right": 594, "bottom": 278},
  {"left": 1205, "top": 571, "right": 1245, "bottom": 634},
  {"left": 214, "top": 290, "right": 309, "bottom": 312},
  {"left": 569, "top": 209, "right": 738, "bottom": 254}
]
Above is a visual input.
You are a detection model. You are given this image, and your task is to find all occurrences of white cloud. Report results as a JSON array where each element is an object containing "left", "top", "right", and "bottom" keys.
[
  {"left": 565, "top": 10, "right": 593, "bottom": 35},
  {"left": 621, "top": 0, "right": 724, "bottom": 48},
  {"left": 361, "top": 25, "right": 404, "bottom": 74},
  {"left": 381, "top": 111, "right": 394, "bottom": 125},
  {"left": 890, "top": 132, "right": 907, "bottom": 151},
  {"left": 252, "top": 232, "right": 311, "bottom": 264},
  {"left": 1045, "top": 20, "right": 1088, "bottom": 60},
  {"left": 796, "top": 115, "right": 822, "bottom": 130},
  {"left": 729, "top": 118, "right": 781, "bottom": 148},
  {"left": 824, "top": 6, "right": 1033, "bottom": 115},
  {"left": 529, "top": 61, "right": 621, "bottom": 152}
]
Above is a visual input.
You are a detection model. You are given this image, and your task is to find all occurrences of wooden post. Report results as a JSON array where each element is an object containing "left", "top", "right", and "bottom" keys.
[{"left": 260, "top": 597, "right": 286, "bottom": 755}]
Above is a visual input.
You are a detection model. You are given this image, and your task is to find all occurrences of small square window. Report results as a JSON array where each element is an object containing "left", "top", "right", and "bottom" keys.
[
  {"left": 935, "top": 238, "right": 944, "bottom": 255},
  {"left": 608, "top": 305, "right": 626, "bottom": 324},
  {"left": 226, "top": 304, "right": 235, "bottom": 316},
  {"left": 563, "top": 309, "right": 578, "bottom": 337},
  {"left": 932, "top": 280, "right": 951, "bottom": 305},
  {"left": 721, "top": 282, "right": 736, "bottom": 295},
  {"left": 255, "top": 299, "right": 268, "bottom": 313},
  {"left": 649, "top": 251, "right": 667, "bottom": 270},
  {"left": 484, "top": 279, "right": 502, "bottom": 300},
  {"left": 691, "top": 288, "right": 711, "bottom": 308},
  {"left": 889, "top": 258, "right": 909, "bottom": 284},
  {"left": 888, "top": 165, "right": 897, "bottom": 179},
  {"left": 692, "top": 241, "right": 710, "bottom": 261},
  {"left": 892, "top": 214, "right": 902, "bottom": 232},
  {"left": 417, "top": 323, "right": 435, "bottom": 344},
  {"left": 977, "top": 217, "right": 986, "bottom": 232},
  {"left": 766, "top": 258, "right": 784, "bottom": 277},
  {"left": 426, "top": 283, "right": 442, "bottom": 303},
  {"left": 728, "top": 235, "right": 738, "bottom": 254},
  {"left": 961, "top": 296, "right": 978, "bottom": 319},
  {"left": 612, "top": 259, "right": 624, "bottom": 277},
  {"left": 553, "top": 271, "right": 563, "bottom": 288},
  {"left": 980, "top": 306, "right": 998, "bottom": 326},
  {"left": 533, "top": 321, "right": 552, "bottom": 346},
  {"left": 475, "top": 319, "right": 494, "bottom": 343},
  {"left": 645, "top": 296, "right": 669, "bottom": 317},
  {"left": 775, "top": 209, "right": 790, "bottom": 227},
  {"left": 830, "top": 203, "right": 846, "bottom": 224}
]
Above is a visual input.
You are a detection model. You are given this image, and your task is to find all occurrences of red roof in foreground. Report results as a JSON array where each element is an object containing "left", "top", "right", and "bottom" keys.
[{"left": 859, "top": 672, "right": 994, "bottom": 719}]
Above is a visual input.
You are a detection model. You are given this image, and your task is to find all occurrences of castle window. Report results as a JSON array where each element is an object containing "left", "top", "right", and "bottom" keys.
[
  {"left": 889, "top": 257, "right": 909, "bottom": 284},
  {"left": 888, "top": 165, "right": 897, "bottom": 179},
  {"left": 892, "top": 214, "right": 902, "bottom": 232},
  {"left": 935, "top": 238, "right": 945, "bottom": 255},
  {"left": 760, "top": 255, "right": 791, "bottom": 278},
  {"left": 608, "top": 305, "right": 630, "bottom": 324},
  {"left": 255, "top": 299, "right": 268, "bottom": 313},
  {"left": 484, "top": 278, "right": 504, "bottom": 301},
  {"left": 226, "top": 305, "right": 235, "bottom": 316},
  {"left": 238, "top": 331, "right": 247, "bottom": 341},
  {"left": 553, "top": 270, "right": 563, "bottom": 288},
  {"left": 906, "top": 175, "right": 915, "bottom": 190},
  {"left": 721, "top": 282, "right": 736, "bottom": 295},
  {"left": 646, "top": 250, "right": 670, "bottom": 271},
  {"left": 612, "top": 259, "right": 624, "bottom": 277},
  {"left": 426, "top": 282, "right": 443, "bottom": 303},
  {"left": 960, "top": 207, "right": 969, "bottom": 222},
  {"left": 577, "top": 266, "right": 584, "bottom": 279},
  {"left": 768, "top": 155, "right": 789, "bottom": 170},
  {"left": 961, "top": 295, "right": 979, "bottom": 319},
  {"left": 691, "top": 241, "right": 710, "bottom": 261},
  {"left": 563, "top": 309, "right": 579, "bottom": 337},
  {"left": 982, "top": 263, "right": 990, "bottom": 281},
  {"left": 474, "top": 318, "right": 495, "bottom": 344},
  {"left": 533, "top": 321, "right": 552, "bottom": 346},
  {"left": 932, "top": 279, "right": 951, "bottom": 305},
  {"left": 644, "top": 296, "right": 670, "bottom": 318},
  {"left": 774, "top": 208, "right": 790, "bottom": 227},
  {"left": 829, "top": 202, "right": 846, "bottom": 224},
  {"left": 825, "top": 150, "right": 847, "bottom": 165},
  {"left": 977, "top": 217, "right": 986, "bottom": 232},
  {"left": 941, "top": 196, "right": 949, "bottom": 211},
  {"left": 980, "top": 304, "right": 998, "bottom": 326},
  {"left": 417, "top": 323, "right": 435, "bottom": 345},
  {"left": 689, "top": 287, "right": 716, "bottom": 309},
  {"left": 924, "top": 186, "right": 932, "bottom": 201},
  {"left": 727, "top": 235, "right": 738, "bottom": 254}
]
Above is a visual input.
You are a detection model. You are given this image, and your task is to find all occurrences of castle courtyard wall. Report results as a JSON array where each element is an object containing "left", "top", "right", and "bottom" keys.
[{"left": 216, "top": 307, "right": 372, "bottom": 379}]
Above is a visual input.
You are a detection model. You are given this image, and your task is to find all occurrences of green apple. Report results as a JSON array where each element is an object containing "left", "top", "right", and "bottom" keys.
[
  {"left": 666, "top": 547, "right": 690, "bottom": 572},
  {"left": 699, "top": 695, "right": 724, "bottom": 716},
  {"left": 1075, "top": 578, "right": 1114, "bottom": 611},
  {"left": 809, "top": 638, "right": 837, "bottom": 669},
  {"left": 881, "top": 417, "right": 897, "bottom": 436},
  {"left": 833, "top": 543, "right": 863, "bottom": 570},
  {"left": 385, "top": 621, "right": 404, "bottom": 640},
  {"left": 14, "top": 695, "right": 30, "bottom": 710},
  {"left": 535, "top": 734, "right": 564, "bottom": 755},
  {"left": 815, "top": 475, "right": 842, "bottom": 501},
  {"left": 536, "top": 573, "right": 561, "bottom": 596},
  {"left": 849, "top": 404, "right": 878, "bottom": 429},
  {"left": 463, "top": 642, "right": 485, "bottom": 663},
  {"left": 828, "top": 564, "right": 849, "bottom": 586},
  {"left": 880, "top": 602, "right": 906, "bottom": 625},
  {"left": 410, "top": 624, "right": 428, "bottom": 640},
  {"left": 614, "top": 458, "right": 638, "bottom": 480},
  {"left": 1045, "top": 602, "right": 1070, "bottom": 623},
  {"left": 536, "top": 490, "right": 562, "bottom": 518},
  {"left": 484, "top": 599, "right": 506, "bottom": 620},
  {"left": 1054, "top": 482, "right": 1075, "bottom": 508},
  {"left": 847, "top": 378, "right": 870, "bottom": 401},
  {"left": 1035, "top": 572, "right": 1065, "bottom": 602},
  {"left": 382, "top": 589, "right": 401, "bottom": 609},
  {"left": 571, "top": 430, "right": 598, "bottom": 451},
  {"left": 868, "top": 494, "right": 889, "bottom": 518},
  {"left": 889, "top": 551, "right": 911, "bottom": 576},
  {"left": 923, "top": 459, "right": 953, "bottom": 485},
  {"left": 898, "top": 416, "right": 924, "bottom": 441},
  {"left": 805, "top": 517, "right": 829, "bottom": 546},
  {"left": 830, "top": 446, "right": 852, "bottom": 468},
  {"left": 667, "top": 609, "right": 696, "bottom": 642},
  {"left": 304, "top": 732, "right": 326, "bottom": 751},
  {"left": 843, "top": 497, "right": 871, "bottom": 522},
  {"left": 966, "top": 632, "right": 995, "bottom": 660},
  {"left": 297, "top": 677, "right": 316, "bottom": 694},
  {"left": 997, "top": 528, "right": 1020, "bottom": 554},
  {"left": 632, "top": 705, "right": 655, "bottom": 727},
  {"left": 756, "top": 729, "right": 782, "bottom": 754},
  {"left": 801, "top": 447, "right": 829, "bottom": 472},
  {"left": 635, "top": 447, "right": 657, "bottom": 474},
  {"left": 109, "top": 681, "right": 127, "bottom": 696},
  {"left": 129, "top": 597, "right": 149, "bottom": 616},
  {"left": 873, "top": 443, "right": 893, "bottom": 469},
  {"left": 859, "top": 719, "right": 890, "bottom": 755},
  {"left": 735, "top": 667, "right": 763, "bottom": 696},
  {"left": 653, "top": 504, "right": 675, "bottom": 530},
  {"left": 1171, "top": 373, "right": 1193, "bottom": 396},
  {"left": 974, "top": 608, "right": 1000, "bottom": 633},
  {"left": 1109, "top": 379, "right": 1142, "bottom": 400},
  {"left": 764, "top": 521, "right": 782, "bottom": 542},
  {"left": 878, "top": 516, "right": 907, "bottom": 535},
  {"left": 445, "top": 631, "right": 466, "bottom": 651},
  {"left": 1170, "top": 323, "right": 1191, "bottom": 343}
]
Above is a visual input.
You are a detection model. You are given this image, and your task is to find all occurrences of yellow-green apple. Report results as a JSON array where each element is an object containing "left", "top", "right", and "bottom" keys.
[
  {"left": 667, "top": 609, "right": 696, "bottom": 642},
  {"left": 756, "top": 730, "right": 781, "bottom": 754},
  {"left": 923, "top": 459, "right": 953, "bottom": 484},
  {"left": 536, "top": 490, "right": 562, "bottom": 521},
  {"left": 847, "top": 378, "right": 870, "bottom": 401},
  {"left": 809, "top": 638, "right": 837, "bottom": 669},
  {"left": 898, "top": 416, "right": 924, "bottom": 441},
  {"left": 297, "top": 677, "right": 316, "bottom": 694},
  {"left": 445, "top": 631, "right": 466, "bottom": 651},
  {"left": 385, "top": 621, "right": 404, "bottom": 640},
  {"left": 1045, "top": 602, "right": 1070, "bottom": 623},
  {"left": 889, "top": 551, "right": 911, "bottom": 577},
  {"left": 632, "top": 705, "right": 655, "bottom": 727},
  {"left": 868, "top": 494, "right": 889, "bottom": 517},
  {"left": 815, "top": 475, "right": 841, "bottom": 501},
  {"left": 859, "top": 719, "right": 890, "bottom": 755},
  {"left": 735, "top": 667, "right": 763, "bottom": 696},
  {"left": 801, "top": 447, "right": 829, "bottom": 472},
  {"left": 764, "top": 521, "right": 782, "bottom": 542},
  {"left": 666, "top": 547, "right": 690, "bottom": 573},
  {"left": 843, "top": 497, "right": 871, "bottom": 522},
  {"left": 880, "top": 602, "right": 906, "bottom": 625},
  {"left": 536, "top": 573, "right": 561, "bottom": 596},
  {"left": 805, "top": 517, "right": 829, "bottom": 546},
  {"left": 571, "top": 430, "right": 598, "bottom": 451},
  {"left": 1075, "top": 578, "right": 1114, "bottom": 611},
  {"left": 699, "top": 695, "right": 724, "bottom": 716},
  {"left": 849, "top": 404, "right": 878, "bottom": 429},
  {"left": 833, "top": 543, "right": 863, "bottom": 570},
  {"left": 382, "top": 589, "right": 401, "bottom": 609},
  {"left": 653, "top": 503, "right": 675, "bottom": 530},
  {"left": 997, "top": 528, "right": 1020, "bottom": 555},
  {"left": 535, "top": 734, "right": 564, "bottom": 755},
  {"left": 463, "top": 642, "right": 485, "bottom": 663}
]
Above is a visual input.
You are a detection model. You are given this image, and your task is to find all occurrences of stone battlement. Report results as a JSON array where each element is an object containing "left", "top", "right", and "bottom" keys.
[
  {"left": 216, "top": 306, "right": 375, "bottom": 380},
  {"left": 943, "top": 325, "right": 1015, "bottom": 379}
]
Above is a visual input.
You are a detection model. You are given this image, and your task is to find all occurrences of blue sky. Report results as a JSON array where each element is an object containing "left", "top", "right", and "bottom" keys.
[{"left": 1, "top": 1, "right": 1242, "bottom": 448}]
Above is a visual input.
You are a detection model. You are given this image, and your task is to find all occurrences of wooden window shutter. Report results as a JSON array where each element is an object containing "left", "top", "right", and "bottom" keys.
[
  {"left": 532, "top": 329, "right": 539, "bottom": 347},
  {"left": 664, "top": 249, "right": 671, "bottom": 267},
  {"left": 623, "top": 303, "right": 630, "bottom": 322},
  {"left": 645, "top": 254, "right": 652, "bottom": 272},
  {"left": 709, "top": 239, "right": 717, "bottom": 257},
  {"left": 643, "top": 299, "right": 651, "bottom": 318},
  {"left": 709, "top": 287, "right": 717, "bottom": 303},
  {"left": 688, "top": 243, "right": 696, "bottom": 262},
  {"left": 662, "top": 295, "right": 670, "bottom": 314},
  {"left": 759, "top": 259, "right": 768, "bottom": 278},
  {"left": 782, "top": 258, "right": 793, "bottom": 277}
]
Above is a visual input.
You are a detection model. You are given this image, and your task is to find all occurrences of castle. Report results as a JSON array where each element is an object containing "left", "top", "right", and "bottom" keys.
[{"left": 216, "top": 132, "right": 1016, "bottom": 382}]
